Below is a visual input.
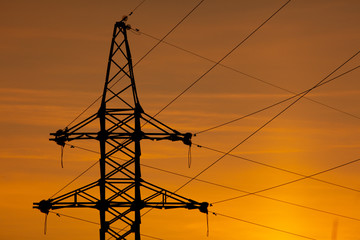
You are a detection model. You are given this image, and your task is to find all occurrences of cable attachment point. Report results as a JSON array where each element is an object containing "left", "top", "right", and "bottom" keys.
[
  {"left": 117, "top": 18, "right": 131, "bottom": 30},
  {"left": 121, "top": 15, "right": 128, "bottom": 22},
  {"left": 37, "top": 199, "right": 53, "bottom": 214},
  {"left": 129, "top": 27, "right": 141, "bottom": 35},
  {"left": 54, "top": 128, "right": 68, "bottom": 147},
  {"left": 181, "top": 133, "right": 193, "bottom": 168},
  {"left": 182, "top": 132, "right": 192, "bottom": 146},
  {"left": 199, "top": 202, "right": 209, "bottom": 214}
]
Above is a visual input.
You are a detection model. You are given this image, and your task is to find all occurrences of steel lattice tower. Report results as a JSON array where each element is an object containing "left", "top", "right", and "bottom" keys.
[{"left": 33, "top": 20, "right": 208, "bottom": 240}]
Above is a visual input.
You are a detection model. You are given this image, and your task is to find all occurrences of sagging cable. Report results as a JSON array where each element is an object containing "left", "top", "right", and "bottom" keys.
[
  {"left": 188, "top": 145, "right": 192, "bottom": 168},
  {"left": 54, "top": 128, "right": 68, "bottom": 168},
  {"left": 44, "top": 214, "right": 48, "bottom": 235},
  {"left": 206, "top": 212, "right": 209, "bottom": 237},
  {"left": 60, "top": 145, "right": 64, "bottom": 168}
]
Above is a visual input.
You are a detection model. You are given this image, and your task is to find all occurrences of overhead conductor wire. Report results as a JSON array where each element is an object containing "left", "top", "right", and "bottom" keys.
[
  {"left": 136, "top": 2, "right": 325, "bottom": 239},
  {"left": 57, "top": 143, "right": 360, "bottom": 223},
  {"left": 149, "top": 0, "right": 293, "bottom": 120},
  {"left": 210, "top": 211, "right": 316, "bottom": 240},
  {"left": 129, "top": 0, "right": 147, "bottom": 16},
  {"left": 132, "top": 29, "right": 360, "bottom": 122},
  {"left": 48, "top": 211, "right": 164, "bottom": 240},
  {"left": 172, "top": 50, "right": 360, "bottom": 193},
  {"left": 55, "top": 1, "right": 320, "bottom": 239},
  {"left": 161, "top": 50, "right": 358, "bottom": 239},
  {"left": 195, "top": 64, "right": 360, "bottom": 135},
  {"left": 194, "top": 144, "right": 360, "bottom": 193},
  {"left": 211, "top": 157, "right": 360, "bottom": 204},
  {"left": 49, "top": 60, "right": 360, "bottom": 233},
  {"left": 48, "top": 0, "right": 357, "bottom": 238}
]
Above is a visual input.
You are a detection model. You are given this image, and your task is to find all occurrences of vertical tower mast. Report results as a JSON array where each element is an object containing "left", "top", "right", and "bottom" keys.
[
  {"left": 98, "top": 20, "right": 143, "bottom": 240},
  {"left": 34, "top": 20, "right": 208, "bottom": 240}
]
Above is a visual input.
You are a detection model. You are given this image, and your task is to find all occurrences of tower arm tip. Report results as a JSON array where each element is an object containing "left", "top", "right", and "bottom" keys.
[
  {"left": 33, "top": 199, "right": 53, "bottom": 214},
  {"left": 50, "top": 128, "right": 69, "bottom": 146},
  {"left": 186, "top": 201, "right": 210, "bottom": 214}
]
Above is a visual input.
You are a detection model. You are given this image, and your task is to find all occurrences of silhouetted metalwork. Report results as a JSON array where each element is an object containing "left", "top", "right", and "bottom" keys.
[{"left": 33, "top": 19, "right": 208, "bottom": 240}]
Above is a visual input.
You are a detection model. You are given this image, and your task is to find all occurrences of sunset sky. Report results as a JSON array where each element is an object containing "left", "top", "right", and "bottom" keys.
[{"left": 1, "top": 0, "right": 360, "bottom": 239}]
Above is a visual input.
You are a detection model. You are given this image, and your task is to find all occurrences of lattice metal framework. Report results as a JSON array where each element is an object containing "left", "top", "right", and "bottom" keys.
[{"left": 33, "top": 20, "right": 208, "bottom": 240}]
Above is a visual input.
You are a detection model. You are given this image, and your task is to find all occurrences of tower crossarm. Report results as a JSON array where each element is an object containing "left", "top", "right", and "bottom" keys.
[
  {"left": 49, "top": 110, "right": 193, "bottom": 147},
  {"left": 140, "top": 112, "right": 192, "bottom": 145},
  {"left": 33, "top": 176, "right": 209, "bottom": 219},
  {"left": 33, "top": 180, "right": 99, "bottom": 214},
  {"left": 140, "top": 180, "right": 209, "bottom": 213}
]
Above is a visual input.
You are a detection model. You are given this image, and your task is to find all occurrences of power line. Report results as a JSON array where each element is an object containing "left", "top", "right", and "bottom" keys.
[
  {"left": 65, "top": 63, "right": 359, "bottom": 132},
  {"left": 52, "top": 124, "right": 334, "bottom": 240},
  {"left": 170, "top": 50, "right": 360, "bottom": 194},
  {"left": 195, "top": 144, "right": 360, "bottom": 193},
  {"left": 148, "top": 0, "right": 293, "bottom": 120},
  {"left": 233, "top": 193, "right": 360, "bottom": 222},
  {"left": 132, "top": 26, "right": 360, "bottom": 135},
  {"left": 212, "top": 158, "right": 360, "bottom": 204},
  {"left": 210, "top": 211, "right": 317, "bottom": 240},
  {"left": 144, "top": 153, "right": 360, "bottom": 222},
  {"left": 49, "top": 142, "right": 132, "bottom": 198},
  {"left": 128, "top": 0, "right": 147, "bottom": 17},
  {"left": 130, "top": 0, "right": 206, "bottom": 71},
  {"left": 65, "top": 96, "right": 102, "bottom": 129},
  {"left": 50, "top": 157, "right": 99, "bottom": 199},
  {"left": 132, "top": 29, "right": 360, "bottom": 123},
  {"left": 195, "top": 64, "right": 360, "bottom": 135},
  {"left": 53, "top": 5, "right": 359, "bottom": 237},
  {"left": 50, "top": 206, "right": 317, "bottom": 239},
  {"left": 48, "top": 211, "right": 164, "bottom": 240},
  {"left": 60, "top": 143, "right": 360, "bottom": 223},
  {"left": 39, "top": 1, "right": 359, "bottom": 239},
  {"left": 49, "top": 210, "right": 99, "bottom": 225},
  {"left": 52, "top": 47, "right": 359, "bottom": 214}
]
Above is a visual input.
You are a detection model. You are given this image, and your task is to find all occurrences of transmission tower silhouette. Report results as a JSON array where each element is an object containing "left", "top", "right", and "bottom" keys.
[{"left": 33, "top": 19, "right": 209, "bottom": 240}]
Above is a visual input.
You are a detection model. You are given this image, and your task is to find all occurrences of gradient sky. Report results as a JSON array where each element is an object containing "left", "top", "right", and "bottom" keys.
[{"left": 1, "top": 0, "right": 360, "bottom": 239}]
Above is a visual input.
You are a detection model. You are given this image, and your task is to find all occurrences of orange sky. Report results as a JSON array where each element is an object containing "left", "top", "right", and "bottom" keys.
[{"left": 1, "top": 0, "right": 360, "bottom": 239}]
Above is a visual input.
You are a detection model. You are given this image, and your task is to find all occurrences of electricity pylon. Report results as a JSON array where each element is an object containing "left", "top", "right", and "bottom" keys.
[{"left": 33, "top": 19, "right": 208, "bottom": 240}]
